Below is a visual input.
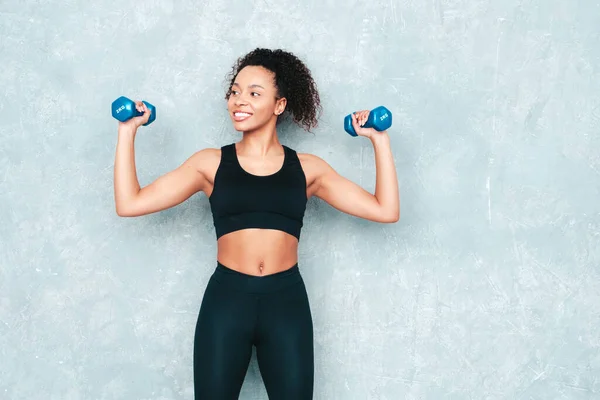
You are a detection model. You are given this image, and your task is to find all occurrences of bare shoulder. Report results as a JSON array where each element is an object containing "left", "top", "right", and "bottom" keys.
[
  {"left": 297, "top": 152, "right": 335, "bottom": 188},
  {"left": 297, "top": 152, "right": 325, "bottom": 166},
  {"left": 186, "top": 147, "right": 221, "bottom": 181},
  {"left": 188, "top": 147, "right": 221, "bottom": 164},
  {"left": 298, "top": 152, "right": 333, "bottom": 172}
]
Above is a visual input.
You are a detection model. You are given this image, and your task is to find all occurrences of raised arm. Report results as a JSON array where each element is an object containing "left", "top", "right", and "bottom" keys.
[
  {"left": 113, "top": 101, "right": 215, "bottom": 217},
  {"left": 304, "top": 111, "right": 400, "bottom": 223}
]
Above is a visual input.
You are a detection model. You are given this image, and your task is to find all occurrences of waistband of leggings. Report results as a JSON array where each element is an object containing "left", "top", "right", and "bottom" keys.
[{"left": 212, "top": 262, "right": 302, "bottom": 293}]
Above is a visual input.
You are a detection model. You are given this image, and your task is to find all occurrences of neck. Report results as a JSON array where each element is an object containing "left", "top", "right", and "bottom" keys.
[{"left": 238, "top": 119, "right": 282, "bottom": 156}]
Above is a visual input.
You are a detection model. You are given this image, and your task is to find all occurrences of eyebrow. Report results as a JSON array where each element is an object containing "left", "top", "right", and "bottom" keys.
[{"left": 232, "top": 83, "right": 265, "bottom": 90}]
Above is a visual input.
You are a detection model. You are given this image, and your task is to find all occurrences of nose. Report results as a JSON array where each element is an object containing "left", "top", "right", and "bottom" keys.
[{"left": 233, "top": 92, "right": 249, "bottom": 106}]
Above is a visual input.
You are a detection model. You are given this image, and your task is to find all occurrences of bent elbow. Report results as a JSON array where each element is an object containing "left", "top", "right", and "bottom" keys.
[
  {"left": 115, "top": 203, "right": 135, "bottom": 217},
  {"left": 381, "top": 211, "right": 400, "bottom": 223}
]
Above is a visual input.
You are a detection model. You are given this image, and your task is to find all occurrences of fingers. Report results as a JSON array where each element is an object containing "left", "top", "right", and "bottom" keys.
[
  {"left": 135, "top": 101, "right": 145, "bottom": 113},
  {"left": 353, "top": 110, "right": 369, "bottom": 126},
  {"left": 350, "top": 110, "right": 375, "bottom": 138},
  {"left": 351, "top": 112, "right": 361, "bottom": 128},
  {"left": 135, "top": 101, "right": 150, "bottom": 114},
  {"left": 135, "top": 101, "right": 151, "bottom": 123}
]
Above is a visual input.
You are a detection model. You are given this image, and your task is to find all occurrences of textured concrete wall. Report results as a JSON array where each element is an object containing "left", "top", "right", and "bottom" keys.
[{"left": 2, "top": 0, "right": 600, "bottom": 399}]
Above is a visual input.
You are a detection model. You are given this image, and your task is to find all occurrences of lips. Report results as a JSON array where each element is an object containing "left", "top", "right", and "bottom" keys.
[{"left": 232, "top": 110, "right": 253, "bottom": 122}]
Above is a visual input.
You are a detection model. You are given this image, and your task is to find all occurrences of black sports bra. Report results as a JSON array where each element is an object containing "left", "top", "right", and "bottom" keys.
[{"left": 208, "top": 143, "right": 308, "bottom": 240}]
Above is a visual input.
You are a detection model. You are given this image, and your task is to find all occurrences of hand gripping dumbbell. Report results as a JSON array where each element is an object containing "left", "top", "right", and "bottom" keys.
[
  {"left": 111, "top": 96, "right": 156, "bottom": 126},
  {"left": 344, "top": 106, "right": 392, "bottom": 137}
]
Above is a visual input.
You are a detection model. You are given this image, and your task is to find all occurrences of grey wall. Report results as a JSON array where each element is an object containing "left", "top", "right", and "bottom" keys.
[{"left": 2, "top": 0, "right": 599, "bottom": 399}]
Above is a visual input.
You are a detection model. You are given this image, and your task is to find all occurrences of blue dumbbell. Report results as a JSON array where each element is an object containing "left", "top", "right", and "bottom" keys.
[
  {"left": 344, "top": 106, "right": 392, "bottom": 137},
  {"left": 111, "top": 96, "right": 156, "bottom": 126}
]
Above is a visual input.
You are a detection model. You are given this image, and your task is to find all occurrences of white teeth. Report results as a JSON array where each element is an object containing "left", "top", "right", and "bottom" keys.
[{"left": 235, "top": 112, "right": 251, "bottom": 117}]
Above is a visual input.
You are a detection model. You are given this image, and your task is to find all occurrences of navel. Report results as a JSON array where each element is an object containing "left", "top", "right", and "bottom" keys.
[{"left": 258, "top": 260, "right": 264, "bottom": 275}]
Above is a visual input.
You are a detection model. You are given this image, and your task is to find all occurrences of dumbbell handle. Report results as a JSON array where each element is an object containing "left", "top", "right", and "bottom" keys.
[
  {"left": 115, "top": 107, "right": 145, "bottom": 119},
  {"left": 111, "top": 96, "right": 156, "bottom": 126},
  {"left": 344, "top": 106, "right": 392, "bottom": 137},
  {"left": 359, "top": 117, "right": 375, "bottom": 129},
  {"left": 113, "top": 100, "right": 150, "bottom": 118}
]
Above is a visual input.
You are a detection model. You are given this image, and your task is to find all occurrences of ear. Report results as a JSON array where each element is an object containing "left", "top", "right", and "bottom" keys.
[{"left": 275, "top": 97, "right": 287, "bottom": 116}]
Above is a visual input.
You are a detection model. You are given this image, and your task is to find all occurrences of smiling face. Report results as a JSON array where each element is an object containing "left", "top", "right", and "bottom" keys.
[{"left": 226, "top": 65, "right": 287, "bottom": 133}]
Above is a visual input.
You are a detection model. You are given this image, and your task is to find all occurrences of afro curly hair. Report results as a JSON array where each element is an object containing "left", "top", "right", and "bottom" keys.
[{"left": 225, "top": 48, "right": 322, "bottom": 132}]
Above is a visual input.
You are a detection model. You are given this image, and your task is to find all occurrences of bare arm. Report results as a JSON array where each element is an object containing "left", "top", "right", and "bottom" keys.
[
  {"left": 309, "top": 133, "right": 400, "bottom": 223},
  {"left": 113, "top": 126, "right": 211, "bottom": 217}
]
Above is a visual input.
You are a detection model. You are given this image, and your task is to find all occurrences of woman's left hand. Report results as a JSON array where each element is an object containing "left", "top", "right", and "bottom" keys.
[{"left": 350, "top": 110, "right": 387, "bottom": 139}]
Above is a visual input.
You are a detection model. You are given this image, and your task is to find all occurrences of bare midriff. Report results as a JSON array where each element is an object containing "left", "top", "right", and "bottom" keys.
[{"left": 216, "top": 229, "right": 299, "bottom": 276}]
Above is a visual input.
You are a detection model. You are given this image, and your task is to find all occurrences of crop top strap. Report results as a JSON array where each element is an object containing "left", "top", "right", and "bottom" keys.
[
  {"left": 283, "top": 145, "right": 300, "bottom": 166},
  {"left": 220, "top": 143, "right": 236, "bottom": 163}
]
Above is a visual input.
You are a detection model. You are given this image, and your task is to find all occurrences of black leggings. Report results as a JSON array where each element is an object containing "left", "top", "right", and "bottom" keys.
[{"left": 193, "top": 262, "right": 314, "bottom": 399}]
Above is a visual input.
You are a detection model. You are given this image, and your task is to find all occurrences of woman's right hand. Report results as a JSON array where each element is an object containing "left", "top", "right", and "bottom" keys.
[{"left": 118, "top": 101, "right": 152, "bottom": 132}]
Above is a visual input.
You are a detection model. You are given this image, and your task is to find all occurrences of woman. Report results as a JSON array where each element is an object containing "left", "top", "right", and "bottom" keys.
[{"left": 113, "top": 48, "right": 399, "bottom": 399}]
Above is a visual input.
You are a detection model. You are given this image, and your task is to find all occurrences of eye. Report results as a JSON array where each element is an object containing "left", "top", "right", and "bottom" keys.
[{"left": 251, "top": 92, "right": 260, "bottom": 97}]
